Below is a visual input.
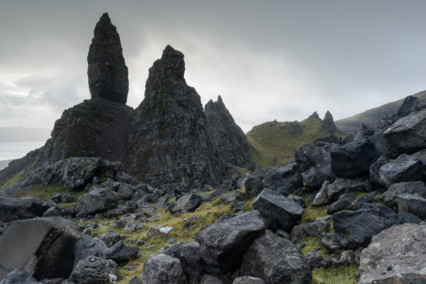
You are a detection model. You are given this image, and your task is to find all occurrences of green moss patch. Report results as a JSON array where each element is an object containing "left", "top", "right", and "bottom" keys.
[{"left": 312, "top": 265, "right": 358, "bottom": 284}]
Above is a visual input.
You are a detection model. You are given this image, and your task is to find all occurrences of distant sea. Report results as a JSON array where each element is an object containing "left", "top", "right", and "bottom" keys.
[{"left": 0, "top": 141, "right": 46, "bottom": 161}]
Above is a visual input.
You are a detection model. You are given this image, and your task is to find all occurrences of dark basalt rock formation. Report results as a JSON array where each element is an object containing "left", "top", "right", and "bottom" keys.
[
  {"left": 88, "top": 13, "right": 128, "bottom": 104},
  {"left": 320, "top": 110, "right": 338, "bottom": 133},
  {"left": 205, "top": 95, "right": 251, "bottom": 167},
  {"left": 128, "top": 45, "right": 226, "bottom": 189}
]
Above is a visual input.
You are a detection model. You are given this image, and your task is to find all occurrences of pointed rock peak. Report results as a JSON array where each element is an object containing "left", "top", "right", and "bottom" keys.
[
  {"left": 308, "top": 111, "right": 320, "bottom": 119},
  {"left": 217, "top": 95, "right": 223, "bottom": 103},
  {"left": 324, "top": 110, "right": 333, "bottom": 121},
  {"left": 88, "top": 12, "right": 128, "bottom": 104},
  {"left": 150, "top": 45, "right": 185, "bottom": 79},
  {"left": 320, "top": 110, "right": 338, "bottom": 133}
]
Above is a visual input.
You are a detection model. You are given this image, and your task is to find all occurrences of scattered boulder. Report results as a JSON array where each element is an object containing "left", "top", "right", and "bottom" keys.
[
  {"left": 395, "top": 194, "right": 426, "bottom": 220},
  {"left": 197, "top": 211, "right": 267, "bottom": 270},
  {"left": 294, "top": 143, "right": 338, "bottom": 188},
  {"left": 233, "top": 276, "right": 265, "bottom": 284},
  {"left": 369, "top": 155, "right": 388, "bottom": 186},
  {"left": 332, "top": 203, "right": 399, "bottom": 249},
  {"left": 141, "top": 254, "right": 187, "bottom": 284},
  {"left": 379, "top": 154, "right": 423, "bottom": 188},
  {"left": 0, "top": 269, "right": 41, "bottom": 284},
  {"left": 262, "top": 161, "right": 303, "bottom": 195},
  {"left": 253, "top": 188, "right": 303, "bottom": 232},
  {"left": 0, "top": 196, "right": 44, "bottom": 222},
  {"left": 169, "top": 193, "right": 203, "bottom": 214},
  {"left": 73, "top": 235, "right": 108, "bottom": 268},
  {"left": 70, "top": 256, "right": 118, "bottom": 284},
  {"left": 106, "top": 240, "right": 139, "bottom": 264},
  {"left": 384, "top": 108, "right": 426, "bottom": 154},
  {"left": 76, "top": 187, "right": 118, "bottom": 217},
  {"left": 0, "top": 217, "right": 81, "bottom": 281},
  {"left": 166, "top": 242, "right": 203, "bottom": 284},
  {"left": 290, "top": 218, "right": 330, "bottom": 244},
  {"left": 382, "top": 181, "right": 425, "bottom": 209},
  {"left": 327, "top": 193, "right": 356, "bottom": 214},
  {"left": 330, "top": 139, "right": 380, "bottom": 179},
  {"left": 244, "top": 175, "right": 264, "bottom": 199},
  {"left": 358, "top": 223, "right": 426, "bottom": 284},
  {"left": 99, "top": 231, "right": 121, "bottom": 247},
  {"left": 240, "top": 231, "right": 312, "bottom": 284},
  {"left": 305, "top": 250, "right": 324, "bottom": 269},
  {"left": 311, "top": 180, "right": 329, "bottom": 206},
  {"left": 326, "top": 178, "right": 365, "bottom": 202}
]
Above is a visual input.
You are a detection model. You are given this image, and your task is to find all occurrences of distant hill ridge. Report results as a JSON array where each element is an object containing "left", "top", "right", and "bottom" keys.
[{"left": 335, "top": 91, "right": 426, "bottom": 133}]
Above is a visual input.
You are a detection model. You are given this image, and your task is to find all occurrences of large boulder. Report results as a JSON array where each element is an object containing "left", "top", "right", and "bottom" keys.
[
  {"left": 205, "top": 95, "right": 251, "bottom": 167},
  {"left": 294, "top": 143, "right": 338, "bottom": 188},
  {"left": 128, "top": 45, "right": 226, "bottom": 189},
  {"left": 384, "top": 108, "right": 426, "bottom": 155},
  {"left": 87, "top": 13, "right": 128, "bottom": 104},
  {"left": 290, "top": 218, "right": 330, "bottom": 244},
  {"left": 358, "top": 223, "right": 426, "bottom": 284},
  {"left": 330, "top": 139, "right": 380, "bottom": 179},
  {"left": 73, "top": 235, "right": 108, "bottom": 268},
  {"left": 0, "top": 196, "right": 44, "bottom": 222},
  {"left": 166, "top": 242, "right": 203, "bottom": 284},
  {"left": 326, "top": 177, "right": 365, "bottom": 202},
  {"left": 240, "top": 231, "right": 312, "bottom": 284},
  {"left": 395, "top": 194, "right": 426, "bottom": 220},
  {"left": 76, "top": 186, "right": 118, "bottom": 217},
  {"left": 0, "top": 217, "right": 81, "bottom": 281},
  {"left": 197, "top": 211, "right": 268, "bottom": 270},
  {"left": 141, "top": 254, "right": 187, "bottom": 284},
  {"left": 252, "top": 188, "right": 303, "bottom": 232},
  {"left": 169, "top": 193, "right": 203, "bottom": 214},
  {"left": 262, "top": 161, "right": 303, "bottom": 195},
  {"left": 331, "top": 203, "right": 399, "bottom": 249},
  {"left": 106, "top": 240, "right": 139, "bottom": 264},
  {"left": 70, "top": 256, "right": 118, "bottom": 284},
  {"left": 397, "top": 95, "right": 420, "bottom": 119},
  {"left": 379, "top": 154, "right": 423, "bottom": 188},
  {"left": 382, "top": 181, "right": 425, "bottom": 209},
  {"left": 244, "top": 175, "right": 264, "bottom": 199},
  {"left": 327, "top": 193, "right": 356, "bottom": 214}
]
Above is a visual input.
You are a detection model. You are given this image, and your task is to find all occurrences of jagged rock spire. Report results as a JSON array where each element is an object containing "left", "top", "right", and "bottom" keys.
[
  {"left": 320, "top": 110, "right": 338, "bottom": 133},
  {"left": 87, "top": 13, "right": 128, "bottom": 104}
]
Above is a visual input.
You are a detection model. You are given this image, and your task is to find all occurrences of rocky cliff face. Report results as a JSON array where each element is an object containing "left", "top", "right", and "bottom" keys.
[
  {"left": 128, "top": 46, "right": 226, "bottom": 189},
  {"left": 205, "top": 96, "right": 251, "bottom": 167},
  {"left": 87, "top": 13, "right": 128, "bottom": 104}
]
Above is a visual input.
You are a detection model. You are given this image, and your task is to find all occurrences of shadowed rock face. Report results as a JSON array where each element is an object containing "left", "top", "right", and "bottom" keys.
[
  {"left": 205, "top": 96, "right": 251, "bottom": 167},
  {"left": 320, "top": 111, "right": 338, "bottom": 133},
  {"left": 88, "top": 13, "right": 128, "bottom": 104},
  {"left": 128, "top": 45, "right": 226, "bottom": 189}
]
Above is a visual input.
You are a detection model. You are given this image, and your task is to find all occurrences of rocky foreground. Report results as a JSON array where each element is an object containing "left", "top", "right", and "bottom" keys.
[{"left": 0, "top": 12, "right": 425, "bottom": 284}]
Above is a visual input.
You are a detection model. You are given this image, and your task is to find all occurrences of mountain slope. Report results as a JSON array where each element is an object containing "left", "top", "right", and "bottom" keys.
[{"left": 335, "top": 91, "right": 426, "bottom": 133}]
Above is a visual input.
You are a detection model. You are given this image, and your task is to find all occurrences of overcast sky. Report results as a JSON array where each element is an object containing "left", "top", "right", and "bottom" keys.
[{"left": 1, "top": 0, "right": 426, "bottom": 133}]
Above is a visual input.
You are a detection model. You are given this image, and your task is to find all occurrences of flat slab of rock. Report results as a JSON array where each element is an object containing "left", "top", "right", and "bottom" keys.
[
  {"left": 0, "top": 217, "right": 81, "bottom": 281},
  {"left": 379, "top": 154, "right": 423, "bottom": 188},
  {"left": 141, "top": 254, "right": 187, "bottom": 284},
  {"left": 253, "top": 188, "right": 303, "bottom": 232},
  {"left": 358, "top": 223, "right": 426, "bottom": 283},
  {"left": 241, "top": 231, "right": 312, "bottom": 284},
  {"left": 197, "top": 211, "right": 267, "bottom": 270}
]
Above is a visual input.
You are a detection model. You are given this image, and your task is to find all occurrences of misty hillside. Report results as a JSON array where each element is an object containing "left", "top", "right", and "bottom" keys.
[
  {"left": 335, "top": 91, "right": 426, "bottom": 133},
  {"left": 0, "top": 127, "right": 51, "bottom": 143}
]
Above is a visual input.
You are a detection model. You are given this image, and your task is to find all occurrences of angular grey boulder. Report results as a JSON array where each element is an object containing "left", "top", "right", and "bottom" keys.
[
  {"left": 106, "top": 240, "right": 139, "bottom": 264},
  {"left": 379, "top": 154, "right": 423, "bottom": 188},
  {"left": 290, "top": 218, "right": 330, "bottom": 244},
  {"left": 327, "top": 193, "right": 356, "bottom": 214},
  {"left": 0, "top": 269, "right": 41, "bottom": 284},
  {"left": 76, "top": 186, "right": 118, "bottom": 217},
  {"left": 197, "top": 211, "right": 267, "bottom": 270},
  {"left": 233, "top": 276, "right": 265, "bottom": 284},
  {"left": 169, "top": 193, "right": 203, "bottom": 214},
  {"left": 73, "top": 235, "right": 108, "bottom": 268},
  {"left": 88, "top": 13, "right": 128, "bottom": 104},
  {"left": 0, "top": 217, "right": 81, "bottom": 281},
  {"left": 70, "top": 256, "right": 118, "bottom": 284},
  {"left": 382, "top": 181, "right": 425, "bottom": 209},
  {"left": 330, "top": 139, "right": 380, "bottom": 179},
  {"left": 244, "top": 175, "right": 264, "bottom": 199},
  {"left": 395, "top": 193, "right": 426, "bottom": 220},
  {"left": 253, "top": 188, "right": 303, "bottom": 232},
  {"left": 0, "top": 196, "right": 44, "bottom": 222},
  {"left": 358, "top": 223, "right": 426, "bottom": 284},
  {"left": 262, "top": 161, "right": 303, "bottom": 195},
  {"left": 141, "top": 254, "right": 187, "bottom": 284},
  {"left": 294, "top": 143, "right": 338, "bottom": 188},
  {"left": 165, "top": 242, "right": 203, "bottom": 284},
  {"left": 384, "top": 108, "right": 426, "bottom": 154},
  {"left": 240, "top": 231, "right": 312, "bottom": 284},
  {"left": 326, "top": 177, "right": 365, "bottom": 202}
]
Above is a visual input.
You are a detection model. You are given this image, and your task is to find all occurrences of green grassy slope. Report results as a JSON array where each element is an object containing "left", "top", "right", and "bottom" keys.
[
  {"left": 246, "top": 117, "right": 340, "bottom": 167},
  {"left": 335, "top": 91, "right": 426, "bottom": 133}
]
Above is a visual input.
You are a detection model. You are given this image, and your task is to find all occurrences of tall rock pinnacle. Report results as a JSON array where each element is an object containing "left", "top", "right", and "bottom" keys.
[
  {"left": 205, "top": 95, "right": 251, "bottom": 167},
  {"left": 320, "top": 110, "right": 338, "bottom": 133},
  {"left": 128, "top": 45, "right": 226, "bottom": 189},
  {"left": 88, "top": 13, "right": 128, "bottom": 104}
]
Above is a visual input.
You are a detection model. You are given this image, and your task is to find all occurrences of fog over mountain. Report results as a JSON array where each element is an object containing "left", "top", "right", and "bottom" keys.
[{"left": 1, "top": 1, "right": 426, "bottom": 132}]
